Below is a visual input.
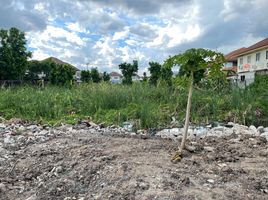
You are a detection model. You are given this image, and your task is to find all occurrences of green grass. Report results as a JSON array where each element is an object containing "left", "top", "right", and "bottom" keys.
[{"left": 0, "top": 80, "right": 267, "bottom": 128}]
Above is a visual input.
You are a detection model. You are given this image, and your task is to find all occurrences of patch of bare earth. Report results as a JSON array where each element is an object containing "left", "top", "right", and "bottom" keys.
[{"left": 0, "top": 132, "right": 268, "bottom": 200}]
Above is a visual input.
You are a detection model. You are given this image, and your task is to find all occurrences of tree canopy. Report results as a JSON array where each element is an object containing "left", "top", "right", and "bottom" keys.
[
  {"left": 81, "top": 70, "right": 91, "bottom": 83},
  {"left": 119, "top": 60, "right": 138, "bottom": 85},
  {"left": 0, "top": 27, "right": 31, "bottom": 80},
  {"left": 102, "top": 71, "right": 110, "bottom": 82},
  {"left": 91, "top": 68, "right": 101, "bottom": 83},
  {"left": 166, "top": 48, "right": 224, "bottom": 84},
  {"left": 49, "top": 63, "right": 76, "bottom": 86},
  {"left": 148, "top": 61, "right": 161, "bottom": 86}
]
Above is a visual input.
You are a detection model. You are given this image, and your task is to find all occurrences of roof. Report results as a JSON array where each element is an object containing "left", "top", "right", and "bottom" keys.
[
  {"left": 110, "top": 72, "right": 122, "bottom": 77},
  {"left": 237, "top": 37, "right": 268, "bottom": 56},
  {"left": 42, "top": 57, "right": 80, "bottom": 71},
  {"left": 225, "top": 48, "right": 247, "bottom": 62}
]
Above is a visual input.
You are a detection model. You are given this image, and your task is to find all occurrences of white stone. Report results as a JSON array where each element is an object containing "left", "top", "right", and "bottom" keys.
[
  {"left": 156, "top": 128, "right": 181, "bottom": 138},
  {"left": 207, "top": 130, "right": 224, "bottom": 137},
  {"left": 4, "top": 135, "right": 15, "bottom": 144},
  {"left": 0, "top": 123, "right": 6, "bottom": 129},
  {"left": 257, "top": 126, "right": 264, "bottom": 133},
  {"left": 34, "top": 130, "right": 48, "bottom": 136},
  {"left": 243, "top": 130, "right": 255, "bottom": 136},
  {"left": 26, "top": 194, "right": 37, "bottom": 200},
  {"left": 27, "top": 125, "right": 38, "bottom": 130},
  {"left": 204, "top": 146, "right": 214, "bottom": 152},
  {"left": 249, "top": 125, "right": 257, "bottom": 133},
  {"left": 207, "top": 179, "right": 215, "bottom": 184},
  {"left": 0, "top": 147, "right": 7, "bottom": 155},
  {"left": 224, "top": 128, "right": 234, "bottom": 136},
  {"left": 0, "top": 183, "right": 6, "bottom": 192},
  {"left": 232, "top": 124, "right": 248, "bottom": 134},
  {"left": 260, "top": 132, "right": 268, "bottom": 141},
  {"left": 213, "top": 126, "right": 224, "bottom": 132},
  {"left": 193, "top": 127, "right": 208, "bottom": 137}
]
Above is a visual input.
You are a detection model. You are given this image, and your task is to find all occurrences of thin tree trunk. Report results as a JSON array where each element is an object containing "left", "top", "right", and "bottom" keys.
[{"left": 180, "top": 71, "right": 194, "bottom": 150}]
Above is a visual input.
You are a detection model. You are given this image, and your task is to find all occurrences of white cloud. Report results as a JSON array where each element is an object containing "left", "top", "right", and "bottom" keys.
[
  {"left": 1, "top": 0, "right": 268, "bottom": 73},
  {"left": 112, "top": 29, "right": 129, "bottom": 40},
  {"left": 66, "top": 22, "right": 87, "bottom": 33}
]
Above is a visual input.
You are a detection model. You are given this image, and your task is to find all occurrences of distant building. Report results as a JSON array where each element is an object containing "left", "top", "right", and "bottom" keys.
[
  {"left": 236, "top": 38, "right": 268, "bottom": 86},
  {"left": 42, "top": 57, "right": 81, "bottom": 83},
  {"left": 224, "top": 37, "right": 268, "bottom": 86},
  {"left": 110, "top": 72, "right": 122, "bottom": 84},
  {"left": 223, "top": 48, "right": 248, "bottom": 81},
  {"left": 132, "top": 74, "right": 142, "bottom": 82}
]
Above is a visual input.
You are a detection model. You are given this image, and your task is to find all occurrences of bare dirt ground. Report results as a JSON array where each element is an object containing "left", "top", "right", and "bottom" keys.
[{"left": 1, "top": 130, "right": 268, "bottom": 200}]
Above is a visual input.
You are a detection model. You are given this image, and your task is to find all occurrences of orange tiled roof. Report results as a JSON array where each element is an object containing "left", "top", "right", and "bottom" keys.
[
  {"left": 245, "top": 37, "right": 268, "bottom": 52},
  {"left": 110, "top": 72, "right": 122, "bottom": 77},
  {"left": 225, "top": 48, "right": 247, "bottom": 62},
  {"left": 236, "top": 37, "right": 268, "bottom": 56},
  {"left": 225, "top": 37, "right": 268, "bottom": 59}
]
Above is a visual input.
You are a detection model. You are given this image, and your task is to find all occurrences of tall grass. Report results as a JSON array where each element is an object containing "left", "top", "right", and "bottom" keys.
[{"left": 0, "top": 81, "right": 267, "bottom": 128}]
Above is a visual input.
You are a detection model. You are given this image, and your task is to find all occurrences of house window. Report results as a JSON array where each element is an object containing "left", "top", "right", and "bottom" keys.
[
  {"left": 266, "top": 50, "right": 268, "bottom": 59},
  {"left": 241, "top": 75, "right": 245, "bottom": 82},
  {"left": 256, "top": 52, "right": 261, "bottom": 62},
  {"left": 247, "top": 55, "right": 251, "bottom": 63},
  {"left": 239, "top": 57, "right": 243, "bottom": 65}
]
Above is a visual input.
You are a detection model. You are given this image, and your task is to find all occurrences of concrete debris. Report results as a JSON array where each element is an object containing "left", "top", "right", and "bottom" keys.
[{"left": 0, "top": 120, "right": 267, "bottom": 199}]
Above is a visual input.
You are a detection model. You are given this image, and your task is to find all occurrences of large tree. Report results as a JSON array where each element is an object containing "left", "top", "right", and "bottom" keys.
[
  {"left": 0, "top": 27, "right": 31, "bottom": 80},
  {"left": 81, "top": 70, "right": 91, "bottom": 83},
  {"left": 24, "top": 60, "right": 54, "bottom": 82},
  {"left": 102, "top": 71, "right": 110, "bottom": 82},
  {"left": 148, "top": 61, "right": 161, "bottom": 86},
  {"left": 160, "top": 64, "right": 173, "bottom": 86},
  {"left": 91, "top": 68, "right": 101, "bottom": 83},
  {"left": 165, "top": 48, "right": 224, "bottom": 162},
  {"left": 49, "top": 63, "right": 76, "bottom": 86},
  {"left": 119, "top": 60, "right": 138, "bottom": 85}
]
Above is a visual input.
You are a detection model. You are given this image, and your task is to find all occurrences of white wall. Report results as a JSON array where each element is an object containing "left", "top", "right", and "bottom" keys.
[
  {"left": 110, "top": 76, "right": 122, "bottom": 84},
  {"left": 237, "top": 71, "right": 255, "bottom": 85},
  {"left": 237, "top": 48, "right": 268, "bottom": 73}
]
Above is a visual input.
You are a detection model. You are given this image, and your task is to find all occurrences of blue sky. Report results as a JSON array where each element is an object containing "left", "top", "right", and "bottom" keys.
[{"left": 1, "top": 0, "right": 268, "bottom": 74}]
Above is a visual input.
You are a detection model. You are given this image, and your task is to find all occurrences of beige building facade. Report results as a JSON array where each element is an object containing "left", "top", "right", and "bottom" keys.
[{"left": 236, "top": 38, "right": 268, "bottom": 85}]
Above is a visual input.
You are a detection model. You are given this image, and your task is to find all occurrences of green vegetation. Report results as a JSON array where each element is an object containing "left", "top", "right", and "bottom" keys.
[
  {"left": 119, "top": 60, "right": 138, "bottom": 85},
  {"left": 0, "top": 78, "right": 267, "bottom": 128},
  {"left": 0, "top": 27, "right": 31, "bottom": 80},
  {"left": 0, "top": 27, "right": 267, "bottom": 130},
  {"left": 148, "top": 62, "right": 161, "bottom": 86},
  {"left": 165, "top": 48, "right": 224, "bottom": 150}
]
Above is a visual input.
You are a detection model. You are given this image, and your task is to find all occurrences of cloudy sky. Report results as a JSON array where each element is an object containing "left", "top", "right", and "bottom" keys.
[{"left": 1, "top": 0, "right": 268, "bottom": 73}]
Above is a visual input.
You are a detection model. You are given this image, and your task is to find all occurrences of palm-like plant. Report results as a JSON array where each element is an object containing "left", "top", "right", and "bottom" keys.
[{"left": 164, "top": 48, "right": 224, "bottom": 161}]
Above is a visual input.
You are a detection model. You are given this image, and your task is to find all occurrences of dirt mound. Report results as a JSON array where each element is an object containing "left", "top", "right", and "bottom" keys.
[{"left": 0, "top": 123, "right": 268, "bottom": 199}]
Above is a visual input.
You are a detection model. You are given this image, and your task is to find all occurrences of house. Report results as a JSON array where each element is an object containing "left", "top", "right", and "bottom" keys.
[
  {"left": 42, "top": 57, "right": 81, "bottom": 83},
  {"left": 132, "top": 74, "right": 142, "bottom": 82},
  {"left": 110, "top": 72, "right": 122, "bottom": 84},
  {"left": 223, "top": 48, "right": 248, "bottom": 81},
  {"left": 236, "top": 38, "right": 268, "bottom": 85}
]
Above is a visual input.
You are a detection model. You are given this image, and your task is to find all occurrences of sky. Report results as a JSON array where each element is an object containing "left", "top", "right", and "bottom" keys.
[{"left": 1, "top": 0, "right": 268, "bottom": 73}]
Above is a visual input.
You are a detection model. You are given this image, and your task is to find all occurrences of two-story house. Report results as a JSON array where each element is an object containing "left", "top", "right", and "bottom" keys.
[
  {"left": 110, "top": 72, "right": 122, "bottom": 84},
  {"left": 223, "top": 48, "right": 247, "bottom": 81},
  {"left": 236, "top": 38, "right": 268, "bottom": 85}
]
